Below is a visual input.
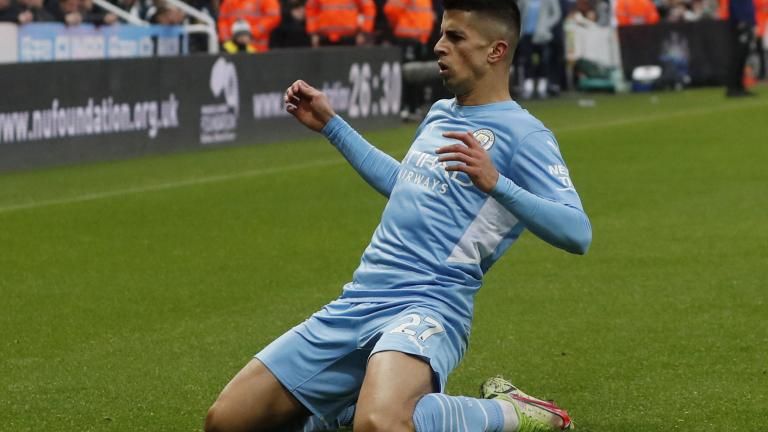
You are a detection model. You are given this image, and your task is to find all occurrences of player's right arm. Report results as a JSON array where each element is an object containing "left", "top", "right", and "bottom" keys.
[{"left": 285, "top": 80, "right": 400, "bottom": 197}]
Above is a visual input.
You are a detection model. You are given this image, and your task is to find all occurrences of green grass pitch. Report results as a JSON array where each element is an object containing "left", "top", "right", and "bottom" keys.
[{"left": 1, "top": 86, "right": 767, "bottom": 431}]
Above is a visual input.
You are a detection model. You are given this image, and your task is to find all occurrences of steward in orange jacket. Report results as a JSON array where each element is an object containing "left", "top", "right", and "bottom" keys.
[
  {"left": 615, "top": 0, "right": 660, "bottom": 26},
  {"left": 218, "top": 0, "right": 281, "bottom": 52},
  {"left": 305, "top": 0, "right": 376, "bottom": 45},
  {"left": 749, "top": 0, "right": 768, "bottom": 36},
  {"left": 383, "top": 0, "right": 435, "bottom": 44}
]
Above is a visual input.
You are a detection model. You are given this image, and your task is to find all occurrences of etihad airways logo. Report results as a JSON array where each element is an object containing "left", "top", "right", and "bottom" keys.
[
  {"left": 398, "top": 149, "right": 474, "bottom": 194},
  {"left": 397, "top": 128, "right": 497, "bottom": 194}
]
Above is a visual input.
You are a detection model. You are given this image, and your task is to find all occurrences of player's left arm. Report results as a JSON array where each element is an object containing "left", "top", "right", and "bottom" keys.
[{"left": 437, "top": 131, "right": 592, "bottom": 255}]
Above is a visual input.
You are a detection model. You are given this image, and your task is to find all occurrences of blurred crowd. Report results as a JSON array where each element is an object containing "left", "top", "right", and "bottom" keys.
[
  {"left": 0, "top": 0, "right": 194, "bottom": 25},
  {"left": 2, "top": 0, "right": 765, "bottom": 48},
  {"left": 1, "top": 0, "right": 765, "bottom": 99}
]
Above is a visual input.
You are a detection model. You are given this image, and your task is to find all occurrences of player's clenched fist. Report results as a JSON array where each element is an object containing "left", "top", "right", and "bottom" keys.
[{"left": 285, "top": 80, "right": 336, "bottom": 132}]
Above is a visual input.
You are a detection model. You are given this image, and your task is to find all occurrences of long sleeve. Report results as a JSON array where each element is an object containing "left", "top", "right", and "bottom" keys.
[
  {"left": 490, "top": 175, "right": 591, "bottom": 254},
  {"left": 492, "top": 130, "right": 591, "bottom": 254},
  {"left": 322, "top": 115, "right": 400, "bottom": 197}
]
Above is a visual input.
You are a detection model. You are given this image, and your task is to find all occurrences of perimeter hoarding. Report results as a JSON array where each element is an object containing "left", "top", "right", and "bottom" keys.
[
  {"left": 17, "top": 23, "right": 188, "bottom": 62},
  {"left": 0, "top": 47, "right": 402, "bottom": 172},
  {"left": 618, "top": 20, "right": 730, "bottom": 86},
  {"left": 0, "top": 23, "right": 18, "bottom": 64}
]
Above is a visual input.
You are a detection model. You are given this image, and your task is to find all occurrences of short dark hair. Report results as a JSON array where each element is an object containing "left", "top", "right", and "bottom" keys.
[{"left": 443, "top": 0, "right": 521, "bottom": 45}]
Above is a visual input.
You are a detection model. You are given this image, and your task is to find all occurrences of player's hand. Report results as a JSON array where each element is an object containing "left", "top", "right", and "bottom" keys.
[
  {"left": 103, "top": 13, "right": 119, "bottom": 25},
  {"left": 284, "top": 80, "right": 336, "bottom": 132},
  {"left": 436, "top": 131, "right": 499, "bottom": 193},
  {"left": 65, "top": 12, "right": 82, "bottom": 26}
]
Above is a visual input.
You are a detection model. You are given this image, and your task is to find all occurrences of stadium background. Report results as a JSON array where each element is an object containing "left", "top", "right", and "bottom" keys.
[{"left": 1, "top": 0, "right": 768, "bottom": 430}]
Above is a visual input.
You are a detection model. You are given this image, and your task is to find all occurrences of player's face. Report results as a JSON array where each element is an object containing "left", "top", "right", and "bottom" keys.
[{"left": 434, "top": 10, "right": 496, "bottom": 96}]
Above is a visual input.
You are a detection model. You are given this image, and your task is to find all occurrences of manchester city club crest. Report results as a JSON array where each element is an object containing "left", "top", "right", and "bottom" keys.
[{"left": 473, "top": 129, "right": 495, "bottom": 151}]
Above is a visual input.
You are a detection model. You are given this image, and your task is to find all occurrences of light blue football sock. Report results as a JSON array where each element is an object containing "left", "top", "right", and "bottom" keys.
[{"left": 412, "top": 394, "right": 505, "bottom": 432}]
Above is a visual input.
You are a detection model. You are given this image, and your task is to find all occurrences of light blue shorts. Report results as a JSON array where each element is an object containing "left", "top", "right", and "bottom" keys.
[{"left": 255, "top": 299, "right": 468, "bottom": 424}]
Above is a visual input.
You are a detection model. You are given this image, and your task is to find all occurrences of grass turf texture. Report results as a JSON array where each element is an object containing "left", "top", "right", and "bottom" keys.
[{"left": 1, "top": 86, "right": 767, "bottom": 431}]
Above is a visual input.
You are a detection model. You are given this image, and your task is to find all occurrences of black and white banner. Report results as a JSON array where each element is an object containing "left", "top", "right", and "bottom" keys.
[
  {"left": 0, "top": 47, "right": 402, "bottom": 172},
  {"left": 618, "top": 20, "right": 730, "bottom": 86}
]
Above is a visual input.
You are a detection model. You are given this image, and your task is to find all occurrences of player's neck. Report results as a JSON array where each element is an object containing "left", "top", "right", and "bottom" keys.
[{"left": 455, "top": 73, "right": 512, "bottom": 106}]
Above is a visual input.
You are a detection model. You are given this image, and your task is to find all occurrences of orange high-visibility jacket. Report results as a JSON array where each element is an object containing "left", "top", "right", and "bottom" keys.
[
  {"left": 383, "top": 0, "right": 435, "bottom": 43},
  {"left": 753, "top": 0, "right": 768, "bottom": 35},
  {"left": 718, "top": 0, "right": 728, "bottom": 18},
  {"left": 615, "top": 0, "right": 660, "bottom": 26},
  {"left": 218, "top": 0, "right": 281, "bottom": 51},
  {"left": 305, "top": 0, "right": 376, "bottom": 42}
]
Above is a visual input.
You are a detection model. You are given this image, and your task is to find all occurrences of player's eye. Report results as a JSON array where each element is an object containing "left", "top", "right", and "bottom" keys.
[{"left": 443, "top": 30, "right": 463, "bottom": 42}]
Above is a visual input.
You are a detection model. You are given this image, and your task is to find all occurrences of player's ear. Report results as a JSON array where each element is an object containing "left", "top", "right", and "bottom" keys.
[{"left": 488, "top": 40, "right": 509, "bottom": 65}]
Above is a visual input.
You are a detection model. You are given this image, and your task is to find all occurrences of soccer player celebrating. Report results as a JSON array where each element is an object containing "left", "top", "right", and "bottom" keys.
[{"left": 205, "top": 0, "right": 591, "bottom": 430}]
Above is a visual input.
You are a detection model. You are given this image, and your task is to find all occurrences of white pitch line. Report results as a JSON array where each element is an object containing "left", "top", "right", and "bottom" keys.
[
  {"left": 0, "top": 99, "right": 765, "bottom": 215},
  {"left": 551, "top": 99, "right": 768, "bottom": 134},
  {"left": 0, "top": 158, "right": 343, "bottom": 214}
]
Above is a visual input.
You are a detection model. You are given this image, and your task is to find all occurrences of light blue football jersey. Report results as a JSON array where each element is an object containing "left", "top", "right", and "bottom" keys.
[{"left": 323, "top": 98, "right": 589, "bottom": 327}]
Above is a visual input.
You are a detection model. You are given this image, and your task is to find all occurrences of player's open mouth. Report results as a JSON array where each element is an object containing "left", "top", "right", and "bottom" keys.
[{"left": 438, "top": 61, "right": 449, "bottom": 75}]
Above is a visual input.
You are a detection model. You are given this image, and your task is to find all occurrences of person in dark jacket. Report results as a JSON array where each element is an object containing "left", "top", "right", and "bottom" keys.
[
  {"left": 723, "top": 0, "right": 757, "bottom": 97},
  {"left": 0, "top": 0, "right": 21, "bottom": 22},
  {"left": 17, "top": 0, "right": 56, "bottom": 23},
  {"left": 48, "top": 0, "right": 118, "bottom": 26},
  {"left": 270, "top": 0, "right": 311, "bottom": 48}
]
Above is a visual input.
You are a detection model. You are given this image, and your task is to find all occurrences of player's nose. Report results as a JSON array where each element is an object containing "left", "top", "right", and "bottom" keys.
[{"left": 433, "top": 37, "right": 447, "bottom": 57}]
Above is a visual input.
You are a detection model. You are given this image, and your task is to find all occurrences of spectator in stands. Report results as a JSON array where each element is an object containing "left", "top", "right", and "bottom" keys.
[
  {"left": 720, "top": 0, "right": 758, "bottom": 96},
  {"left": 218, "top": 0, "right": 280, "bottom": 52},
  {"left": 0, "top": 0, "right": 20, "bottom": 22},
  {"left": 517, "top": 0, "right": 562, "bottom": 99},
  {"left": 756, "top": 0, "right": 767, "bottom": 78},
  {"left": 49, "top": 0, "right": 118, "bottom": 25},
  {"left": 661, "top": 0, "right": 711, "bottom": 21},
  {"left": 372, "top": 0, "right": 392, "bottom": 43},
  {"left": 222, "top": 18, "right": 258, "bottom": 52},
  {"left": 186, "top": 0, "right": 217, "bottom": 18},
  {"left": 548, "top": 0, "right": 570, "bottom": 94},
  {"left": 305, "top": 0, "right": 375, "bottom": 46},
  {"left": 82, "top": 0, "right": 118, "bottom": 23},
  {"left": 149, "top": 1, "right": 184, "bottom": 24},
  {"left": 570, "top": 0, "right": 598, "bottom": 22},
  {"left": 615, "top": 0, "right": 660, "bottom": 25},
  {"left": 17, "top": 0, "right": 56, "bottom": 22},
  {"left": 383, "top": 0, "right": 434, "bottom": 52},
  {"left": 270, "top": 0, "right": 311, "bottom": 48},
  {"left": 384, "top": 0, "right": 434, "bottom": 117},
  {"left": 108, "top": 0, "right": 151, "bottom": 21},
  {"left": 48, "top": 0, "right": 82, "bottom": 25},
  {"left": 666, "top": 0, "right": 690, "bottom": 21}
]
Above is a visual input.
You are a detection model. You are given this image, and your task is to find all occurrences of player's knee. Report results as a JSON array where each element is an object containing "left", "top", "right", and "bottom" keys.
[
  {"left": 204, "top": 401, "right": 249, "bottom": 432},
  {"left": 204, "top": 401, "right": 230, "bottom": 432},
  {"left": 354, "top": 409, "right": 413, "bottom": 432}
]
